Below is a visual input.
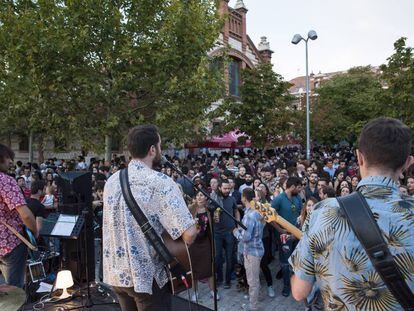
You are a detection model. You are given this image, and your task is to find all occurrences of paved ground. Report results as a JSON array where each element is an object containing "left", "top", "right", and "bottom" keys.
[{"left": 179, "top": 258, "right": 303, "bottom": 311}]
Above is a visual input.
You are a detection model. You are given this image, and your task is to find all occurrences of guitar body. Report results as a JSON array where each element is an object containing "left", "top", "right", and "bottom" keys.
[{"left": 162, "top": 233, "right": 193, "bottom": 295}]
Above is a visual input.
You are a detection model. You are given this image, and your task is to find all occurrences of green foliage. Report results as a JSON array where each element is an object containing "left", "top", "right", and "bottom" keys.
[
  {"left": 312, "top": 66, "right": 384, "bottom": 144},
  {"left": 211, "top": 63, "right": 295, "bottom": 148},
  {"left": 0, "top": 0, "right": 224, "bottom": 154},
  {"left": 380, "top": 37, "right": 414, "bottom": 131}
]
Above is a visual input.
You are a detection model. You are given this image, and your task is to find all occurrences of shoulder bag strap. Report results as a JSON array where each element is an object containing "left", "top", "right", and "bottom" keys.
[
  {"left": 119, "top": 168, "right": 175, "bottom": 266},
  {"left": 337, "top": 191, "right": 414, "bottom": 311}
]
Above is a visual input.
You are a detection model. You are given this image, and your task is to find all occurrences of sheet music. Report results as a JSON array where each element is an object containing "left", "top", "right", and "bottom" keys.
[{"left": 51, "top": 214, "right": 78, "bottom": 236}]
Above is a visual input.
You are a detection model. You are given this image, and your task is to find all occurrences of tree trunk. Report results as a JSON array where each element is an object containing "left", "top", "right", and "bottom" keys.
[
  {"left": 37, "top": 135, "right": 44, "bottom": 164},
  {"left": 105, "top": 135, "right": 112, "bottom": 162},
  {"left": 6, "top": 132, "right": 11, "bottom": 147},
  {"left": 28, "top": 130, "right": 34, "bottom": 163}
]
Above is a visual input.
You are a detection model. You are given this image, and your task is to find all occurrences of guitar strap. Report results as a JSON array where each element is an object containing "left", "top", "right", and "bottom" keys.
[
  {"left": 337, "top": 192, "right": 414, "bottom": 311},
  {"left": 119, "top": 168, "right": 187, "bottom": 281},
  {"left": 0, "top": 220, "right": 37, "bottom": 251}
]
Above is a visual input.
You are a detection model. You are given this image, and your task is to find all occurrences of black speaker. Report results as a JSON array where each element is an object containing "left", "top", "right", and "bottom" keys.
[
  {"left": 56, "top": 171, "right": 92, "bottom": 207},
  {"left": 56, "top": 171, "right": 95, "bottom": 282}
]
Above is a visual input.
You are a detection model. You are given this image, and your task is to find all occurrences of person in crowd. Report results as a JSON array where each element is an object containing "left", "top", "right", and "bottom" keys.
[
  {"left": 407, "top": 176, "right": 414, "bottom": 196},
  {"left": 233, "top": 188, "right": 265, "bottom": 311},
  {"left": 305, "top": 172, "right": 319, "bottom": 200},
  {"left": 209, "top": 177, "right": 219, "bottom": 194},
  {"left": 235, "top": 166, "right": 247, "bottom": 190},
  {"left": 0, "top": 144, "right": 37, "bottom": 288},
  {"left": 399, "top": 185, "right": 408, "bottom": 196},
  {"left": 176, "top": 166, "right": 195, "bottom": 198},
  {"left": 318, "top": 185, "right": 336, "bottom": 200},
  {"left": 252, "top": 178, "right": 262, "bottom": 191},
  {"left": 351, "top": 175, "right": 360, "bottom": 192},
  {"left": 323, "top": 159, "right": 336, "bottom": 180},
  {"left": 239, "top": 174, "right": 254, "bottom": 194},
  {"left": 262, "top": 167, "right": 278, "bottom": 194},
  {"left": 189, "top": 190, "right": 219, "bottom": 302},
  {"left": 22, "top": 165, "right": 32, "bottom": 189},
  {"left": 26, "top": 180, "right": 47, "bottom": 236},
  {"left": 271, "top": 177, "right": 303, "bottom": 297},
  {"left": 210, "top": 179, "right": 240, "bottom": 289},
  {"left": 254, "top": 189, "right": 276, "bottom": 298},
  {"left": 226, "top": 157, "right": 238, "bottom": 176},
  {"left": 228, "top": 177, "right": 241, "bottom": 205},
  {"left": 290, "top": 117, "right": 414, "bottom": 310},
  {"left": 339, "top": 184, "right": 351, "bottom": 196},
  {"left": 41, "top": 185, "right": 55, "bottom": 208},
  {"left": 298, "top": 197, "right": 318, "bottom": 229}
]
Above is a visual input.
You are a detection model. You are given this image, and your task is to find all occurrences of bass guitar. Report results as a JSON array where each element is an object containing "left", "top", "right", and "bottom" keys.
[{"left": 249, "top": 201, "right": 303, "bottom": 240}]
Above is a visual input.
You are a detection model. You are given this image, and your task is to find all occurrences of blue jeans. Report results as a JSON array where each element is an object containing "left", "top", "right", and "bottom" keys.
[
  {"left": 214, "top": 231, "right": 235, "bottom": 284},
  {"left": 0, "top": 243, "right": 28, "bottom": 288},
  {"left": 279, "top": 239, "right": 297, "bottom": 287}
]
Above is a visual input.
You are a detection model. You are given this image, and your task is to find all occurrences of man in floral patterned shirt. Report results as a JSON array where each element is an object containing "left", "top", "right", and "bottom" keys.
[
  {"left": 0, "top": 144, "right": 37, "bottom": 288},
  {"left": 290, "top": 118, "right": 414, "bottom": 310},
  {"left": 103, "top": 125, "right": 198, "bottom": 311}
]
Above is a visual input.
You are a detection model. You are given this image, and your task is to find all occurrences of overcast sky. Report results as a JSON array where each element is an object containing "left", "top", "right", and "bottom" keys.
[{"left": 233, "top": 0, "right": 414, "bottom": 80}]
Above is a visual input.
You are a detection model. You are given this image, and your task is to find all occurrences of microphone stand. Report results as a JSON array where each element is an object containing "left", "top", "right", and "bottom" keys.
[{"left": 163, "top": 158, "right": 246, "bottom": 311}]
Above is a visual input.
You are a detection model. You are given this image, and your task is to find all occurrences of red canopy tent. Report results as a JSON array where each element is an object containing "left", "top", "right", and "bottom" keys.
[{"left": 185, "top": 130, "right": 252, "bottom": 149}]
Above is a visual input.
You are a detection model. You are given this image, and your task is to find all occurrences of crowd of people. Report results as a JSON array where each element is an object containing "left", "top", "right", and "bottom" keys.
[{"left": 1, "top": 118, "right": 414, "bottom": 311}]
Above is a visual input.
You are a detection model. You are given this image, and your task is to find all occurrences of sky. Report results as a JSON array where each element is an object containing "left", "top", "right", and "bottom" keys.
[{"left": 231, "top": 0, "right": 414, "bottom": 80}]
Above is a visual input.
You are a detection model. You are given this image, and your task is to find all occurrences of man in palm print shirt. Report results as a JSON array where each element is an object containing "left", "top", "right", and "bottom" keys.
[{"left": 290, "top": 118, "right": 414, "bottom": 311}]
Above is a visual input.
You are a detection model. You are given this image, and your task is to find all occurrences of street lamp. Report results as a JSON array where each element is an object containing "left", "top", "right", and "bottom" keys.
[{"left": 292, "top": 30, "right": 318, "bottom": 160}]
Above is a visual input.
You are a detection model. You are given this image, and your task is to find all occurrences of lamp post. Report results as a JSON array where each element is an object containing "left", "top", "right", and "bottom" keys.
[{"left": 292, "top": 30, "right": 318, "bottom": 160}]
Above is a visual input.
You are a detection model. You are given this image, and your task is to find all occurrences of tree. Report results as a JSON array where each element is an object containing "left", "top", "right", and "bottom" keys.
[
  {"left": 211, "top": 63, "right": 294, "bottom": 148},
  {"left": 0, "top": 0, "right": 224, "bottom": 160},
  {"left": 312, "top": 66, "right": 383, "bottom": 144},
  {"left": 380, "top": 37, "right": 414, "bottom": 131}
]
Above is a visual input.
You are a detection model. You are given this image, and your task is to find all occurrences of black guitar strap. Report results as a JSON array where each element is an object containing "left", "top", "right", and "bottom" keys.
[
  {"left": 119, "top": 168, "right": 186, "bottom": 279},
  {"left": 337, "top": 192, "right": 414, "bottom": 311}
]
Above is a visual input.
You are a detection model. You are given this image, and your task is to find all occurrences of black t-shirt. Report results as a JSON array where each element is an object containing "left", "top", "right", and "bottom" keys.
[{"left": 26, "top": 198, "right": 47, "bottom": 218}]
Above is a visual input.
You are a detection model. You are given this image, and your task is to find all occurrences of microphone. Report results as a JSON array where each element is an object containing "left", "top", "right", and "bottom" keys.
[{"left": 161, "top": 156, "right": 174, "bottom": 168}]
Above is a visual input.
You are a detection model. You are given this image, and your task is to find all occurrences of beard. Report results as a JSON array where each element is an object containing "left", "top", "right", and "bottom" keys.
[{"left": 152, "top": 149, "right": 162, "bottom": 168}]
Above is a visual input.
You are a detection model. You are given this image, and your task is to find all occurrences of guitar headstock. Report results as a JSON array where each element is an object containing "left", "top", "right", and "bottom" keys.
[{"left": 250, "top": 201, "right": 278, "bottom": 223}]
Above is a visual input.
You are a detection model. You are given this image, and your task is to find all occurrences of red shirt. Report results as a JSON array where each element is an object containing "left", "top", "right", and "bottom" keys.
[{"left": 0, "top": 172, "right": 26, "bottom": 256}]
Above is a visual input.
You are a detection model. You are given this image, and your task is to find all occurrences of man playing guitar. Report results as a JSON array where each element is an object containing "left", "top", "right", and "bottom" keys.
[
  {"left": 0, "top": 144, "right": 37, "bottom": 288},
  {"left": 103, "top": 125, "right": 198, "bottom": 311}
]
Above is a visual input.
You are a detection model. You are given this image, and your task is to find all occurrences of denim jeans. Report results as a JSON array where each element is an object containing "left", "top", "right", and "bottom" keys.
[
  {"left": 214, "top": 231, "right": 235, "bottom": 284},
  {"left": 279, "top": 239, "right": 297, "bottom": 287},
  {"left": 0, "top": 243, "right": 28, "bottom": 288}
]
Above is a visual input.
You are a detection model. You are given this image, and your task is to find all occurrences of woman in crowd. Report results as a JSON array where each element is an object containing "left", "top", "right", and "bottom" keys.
[
  {"left": 188, "top": 190, "right": 218, "bottom": 302},
  {"left": 298, "top": 197, "right": 318, "bottom": 230},
  {"left": 254, "top": 189, "right": 276, "bottom": 298},
  {"left": 351, "top": 175, "right": 360, "bottom": 192}
]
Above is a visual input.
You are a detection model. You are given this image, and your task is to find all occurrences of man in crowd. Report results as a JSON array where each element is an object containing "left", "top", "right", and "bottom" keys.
[
  {"left": 26, "top": 180, "right": 47, "bottom": 235},
  {"left": 318, "top": 185, "right": 336, "bottom": 200},
  {"left": 177, "top": 166, "right": 195, "bottom": 198},
  {"left": 305, "top": 172, "right": 319, "bottom": 200},
  {"left": 235, "top": 166, "right": 247, "bottom": 190},
  {"left": 239, "top": 174, "right": 254, "bottom": 194},
  {"left": 323, "top": 159, "right": 336, "bottom": 180},
  {"left": 233, "top": 188, "right": 265, "bottom": 311},
  {"left": 263, "top": 167, "right": 278, "bottom": 194},
  {"left": 211, "top": 179, "right": 240, "bottom": 288},
  {"left": 228, "top": 177, "right": 241, "bottom": 205},
  {"left": 0, "top": 144, "right": 37, "bottom": 288},
  {"left": 271, "top": 177, "right": 303, "bottom": 297},
  {"left": 290, "top": 118, "right": 414, "bottom": 310}
]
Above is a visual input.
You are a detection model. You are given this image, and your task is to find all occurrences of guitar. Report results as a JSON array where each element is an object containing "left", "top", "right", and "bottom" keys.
[
  {"left": 249, "top": 201, "right": 303, "bottom": 240},
  {"left": 162, "top": 233, "right": 193, "bottom": 295}
]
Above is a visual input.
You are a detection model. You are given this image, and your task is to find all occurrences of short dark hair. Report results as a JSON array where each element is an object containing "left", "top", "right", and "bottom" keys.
[
  {"left": 181, "top": 166, "right": 189, "bottom": 175},
  {"left": 0, "top": 144, "right": 15, "bottom": 164},
  {"left": 218, "top": 179, "right": 230, "bottom": 188},
  {"left": 127, "top": 125, "right": 160, "bottom": 158},
  {"left": 286, "top": 177, "right": 302, "bottom": 188},
  {"left": 31, "top": 180, "right": 45, "bottom": 195},
  {"left": 242, "top": 188, "right": 255, "bottom": 202},
  {"left": 358, "top": 118, "right": 412, "bottom": 170},
  {"left": 320, "top": 185, "right": 336, "bottom": 198}
]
